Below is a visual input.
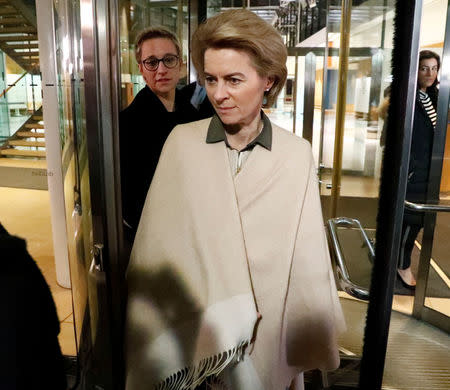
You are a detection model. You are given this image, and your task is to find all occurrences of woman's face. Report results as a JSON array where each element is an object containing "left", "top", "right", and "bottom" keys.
[
  {"left": 138, "top": 38, "right": 181, "bottom": 98},
  {"left": 418, "top": 57, "right": 439, "bottom": 91},
  {"left": 203, "top": 48, "right": 273, "bottom": 129}
]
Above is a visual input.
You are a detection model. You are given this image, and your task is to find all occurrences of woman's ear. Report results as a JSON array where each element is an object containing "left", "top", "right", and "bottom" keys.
[{"left": 266, "top": 76, "right": 275, "bottom": 91}]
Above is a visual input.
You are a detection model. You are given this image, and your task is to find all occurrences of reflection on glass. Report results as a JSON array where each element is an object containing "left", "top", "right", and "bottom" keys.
[
  {"left": 322, "top": 4, "right": 395, "bottom": 201},
  {"left": 54, "top": 0, "right": 93, "bottom": 359},
  {"left": 424, "top": 127, "right": 450, "bottom": 316},
  {"left": 424, "top": 213, "right": 450, "bottom": 316},
  {"left": 0, "top": 53, "right": 43, "bottom": 148},
  {"left": 119, "top": 0, "right": 189, "bottom": 110},
  {"left": 265, "top": 55, "right": 295, "bottom": 132},
  {"left": 382, "top": 1, "right": 450, "bottom": 388},
  {"left": 314, "top": 1, "right": 395, "bottom": 387}
]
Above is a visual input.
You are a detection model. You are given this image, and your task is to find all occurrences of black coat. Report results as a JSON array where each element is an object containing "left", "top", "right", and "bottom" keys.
[
  {"left": 0, "top": 224, "right": 67, "bottom": 390},
  {"left": 119, "top": 85, "right": 211, "bottom": 240},
  {"left": 404, "top": 92, "right": 436, "bottom": 225},
  {"left": 406, "top": 93, "right": 435, "bottom": 201}
]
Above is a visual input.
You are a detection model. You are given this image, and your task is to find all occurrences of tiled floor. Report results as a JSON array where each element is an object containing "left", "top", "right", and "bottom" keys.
[{"left": 0, "top": 173, "right": 76, "bottom": 356}]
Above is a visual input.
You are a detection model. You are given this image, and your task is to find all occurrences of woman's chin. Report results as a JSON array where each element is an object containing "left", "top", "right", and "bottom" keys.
[{"left": 215, "top": 113, "right": 237, "bottom": 125}]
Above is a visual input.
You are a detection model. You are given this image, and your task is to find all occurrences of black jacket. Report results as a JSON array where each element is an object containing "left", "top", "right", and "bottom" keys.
[
  {"left": 119, "top": 86, "right": 211, "bottom": 239},
  {"left": 0, "top": 224, "right": 66, "bottom": 390},
  {"left": 403, "top": 92, "right": 436, "bottom": 225},
  {"left": 406, "top": 92, "right": 435, "bottom": 202}
]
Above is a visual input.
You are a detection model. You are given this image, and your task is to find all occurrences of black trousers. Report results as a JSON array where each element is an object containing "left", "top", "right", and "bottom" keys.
[{"left": 399, "top": 222, "right": 422, "bottom": 269}]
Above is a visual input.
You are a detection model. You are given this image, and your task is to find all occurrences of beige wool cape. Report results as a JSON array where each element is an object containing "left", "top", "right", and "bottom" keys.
[{"left": 125, "top": 117, "right": 345, "bottom": 390}]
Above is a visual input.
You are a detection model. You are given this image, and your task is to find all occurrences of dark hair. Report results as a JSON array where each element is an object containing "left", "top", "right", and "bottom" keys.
[
  {"left": 134, "top": 27, "right": 181, "bottom": 63},
  {"left": 418, "top": 50, "right": 440, "bottom": 105}
]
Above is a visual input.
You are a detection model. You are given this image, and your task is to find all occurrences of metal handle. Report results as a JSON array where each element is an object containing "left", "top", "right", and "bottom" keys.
[
  {"left": 318, "top": 180, "right": 333, "bottom": 189},
  {"left": 90, "top": 243, "right": 104, "bottom": 272},
  {"left": 327, "top": 217, "right": 374, "bottom": 301},
  {"left": 404, "top": 200, "right": 450, "bottom": 213}
]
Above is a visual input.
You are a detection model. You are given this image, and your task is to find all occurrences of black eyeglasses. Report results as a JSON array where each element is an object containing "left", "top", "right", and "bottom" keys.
[{"left": 141, "top": 54, "right": 179, "bottom": 71}]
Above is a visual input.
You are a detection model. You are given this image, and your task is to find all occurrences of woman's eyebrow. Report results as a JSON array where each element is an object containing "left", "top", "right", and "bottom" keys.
[
  {"left": 143, "top": 53, "right": 177, "bottom": 60},
  {"left": 225, "top": 73, "right": 245, "bottom": 78},
  {"left": 204, "top": 71, "right": 245, "bottom": 78}
]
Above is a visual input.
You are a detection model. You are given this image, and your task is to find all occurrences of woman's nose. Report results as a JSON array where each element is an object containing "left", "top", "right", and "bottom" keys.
[
  {"left": 213, "top": 82, "right": 228, "bottom": 102},
  {"left": 156, "top": 62, "right": 168, "bottom": 73}
]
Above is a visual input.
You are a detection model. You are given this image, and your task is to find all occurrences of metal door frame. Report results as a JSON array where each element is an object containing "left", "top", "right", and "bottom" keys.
[
  {"left": 303, "top": 51, "right": 316, "bottom": 143},
  {"left": 80, "top": 0, "right": 125, "bottom": 387},
  {"left": 359, "top": 1, "right": 423, "bottom": 388}
]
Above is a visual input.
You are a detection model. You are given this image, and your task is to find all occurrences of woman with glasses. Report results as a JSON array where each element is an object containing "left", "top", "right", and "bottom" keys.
[
  {"left": 398, "top": 50, "right": 440, "bottom": 289},
  {"left": 126, "top": 10, "right": 344, "bottom": 390},
  {"left": 120, "top": 27, "right": 209, "bottom": 244}
]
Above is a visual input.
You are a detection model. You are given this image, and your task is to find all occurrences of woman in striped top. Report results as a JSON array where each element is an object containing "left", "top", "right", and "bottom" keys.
[{"left": 398, "top": 50, "right": 440, "bottom": 289}]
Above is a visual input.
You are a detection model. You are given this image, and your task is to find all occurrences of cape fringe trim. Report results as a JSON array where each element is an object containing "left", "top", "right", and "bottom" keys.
[{"left": 154, "top": 340, "right": 249, "bottom": 390}]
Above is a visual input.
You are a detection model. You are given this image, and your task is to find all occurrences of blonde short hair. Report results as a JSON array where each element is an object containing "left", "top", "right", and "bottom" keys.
[
  {"left": 134, "top": 26, "right": 181, "bottom": 64},
  {"left": 191, "top": 9, "right": 287, "bottom": 108}
]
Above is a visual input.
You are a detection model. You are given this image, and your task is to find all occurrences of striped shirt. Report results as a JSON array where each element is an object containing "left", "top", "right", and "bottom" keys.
[{"left": 419, "top": 90, "right": 437, "bottom": 128}]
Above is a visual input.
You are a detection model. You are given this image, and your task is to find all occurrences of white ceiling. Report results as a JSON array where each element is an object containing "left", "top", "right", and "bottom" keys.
[{"left": 296, "top": 0, "right": 447, "bottom": 50}]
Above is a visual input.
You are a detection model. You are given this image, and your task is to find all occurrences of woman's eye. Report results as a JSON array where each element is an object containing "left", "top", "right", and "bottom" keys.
[
  {"left": 230, "top": 78, "right": 241, "bottom": 85},
  {"left": 205, "top": 77, "right": 215, "bottom": 84}
]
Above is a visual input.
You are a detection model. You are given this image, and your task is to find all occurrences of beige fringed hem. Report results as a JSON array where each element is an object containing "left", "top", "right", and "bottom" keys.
[
  {"left": 126, "top": 292, "right": 257, "bottom": 390},
  {"left": 155, "top": 341, "right": 248, "bottom": 390}
]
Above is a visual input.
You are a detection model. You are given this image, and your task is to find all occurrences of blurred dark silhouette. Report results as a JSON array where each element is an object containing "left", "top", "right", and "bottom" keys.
[{"left": 0, "top": 223, "right": 67, "bottom": 390}]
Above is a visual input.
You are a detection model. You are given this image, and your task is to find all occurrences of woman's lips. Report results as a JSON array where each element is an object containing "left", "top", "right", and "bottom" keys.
[{"left": 217, "top": 106, "right": 235, "bottom": 112}]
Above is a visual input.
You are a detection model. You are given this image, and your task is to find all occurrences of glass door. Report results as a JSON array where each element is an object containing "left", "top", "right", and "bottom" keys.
[
  {"left": 52, "top": 0, "right": 124, "bottom": 387},
  {"left": 318, "top": 1, "right": 395, "bottom": 214},
  {"left": 118, "top": 0, "right": 190, "bottom": 110},
  {"left": 411, "top": 1, "right": 450, "bottom": 333}
]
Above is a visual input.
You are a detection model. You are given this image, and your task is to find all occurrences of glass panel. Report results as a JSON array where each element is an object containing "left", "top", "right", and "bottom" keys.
[
  {"left": 0, "top": 53, "right": 42, "bottom": 146},
  {"left": 317, "top": 1, "right": 395, "bottom": 387},
  {"left": 119, "top": 0, "right": 190, "bottom": 110},
  {"left": 407, "top": 0, "right": 449, "bottom": 312},
  {"left": 381, "top": 1, "right": 450, "bottom": 389},
  {"left": 321, "top": 2, "right": 395, "bottom": 201},
  {"left": 424, "top": 210, "right": 450, "bottom": 316},
  {"left": 53, "top": 0, "right": 95, "bottom": 370},
  {"left": 295, "top": 55, "right": 305, "bottom": 137},
  {"left": 266, "top": 55, "right": 295, "bottom": 132},
  {"left": 312, "top": 55, "right": 325, "bottom": 167},
  {"left": 424, "top": 94, "right": 450, "bottom": 316}
]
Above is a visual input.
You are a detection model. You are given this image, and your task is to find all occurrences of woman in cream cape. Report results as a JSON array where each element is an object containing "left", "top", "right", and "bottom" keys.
[{"left": 125, "top": 10, "right": 345, "bottom": 390}]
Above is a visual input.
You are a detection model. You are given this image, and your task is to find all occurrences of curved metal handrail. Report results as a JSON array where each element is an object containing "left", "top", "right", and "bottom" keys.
[
  {"left": 327, "top": 217, "right": 374, "bottom": 301},
  {"left": 404, "top": 200, "right": 450, "bottom": 213}
]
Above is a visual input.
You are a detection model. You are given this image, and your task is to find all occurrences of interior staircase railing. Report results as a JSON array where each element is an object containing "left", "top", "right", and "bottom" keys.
[
  {"left": 0, "top": 70, "right": 26, "bottom": 98},
  {"left": 0, "top": 0, "right": 39, "bottom": 74},
  {"left": 0, "top": 69, "right": 44, "bottom": 158}
]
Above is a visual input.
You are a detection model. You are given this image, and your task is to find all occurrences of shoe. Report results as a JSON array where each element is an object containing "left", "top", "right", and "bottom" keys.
[{"left": 397, "top": 271, "right": 416, "bottom": 290}]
